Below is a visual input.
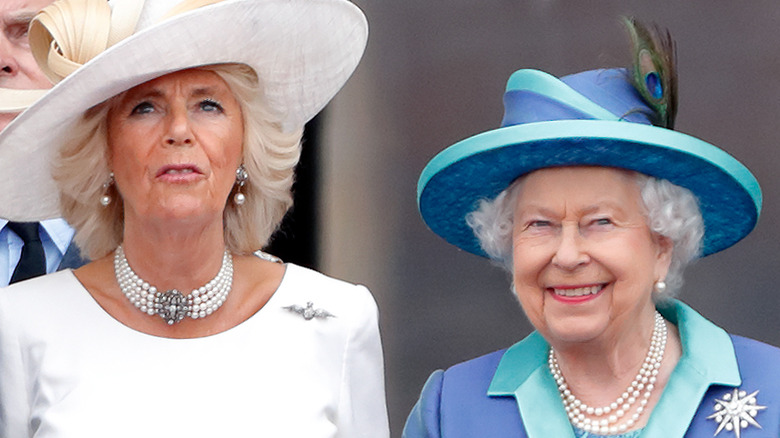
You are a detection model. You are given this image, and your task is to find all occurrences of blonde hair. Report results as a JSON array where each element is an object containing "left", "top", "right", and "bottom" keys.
[{"left": 53, "top": 64, "right": 303, "bottom": 259}]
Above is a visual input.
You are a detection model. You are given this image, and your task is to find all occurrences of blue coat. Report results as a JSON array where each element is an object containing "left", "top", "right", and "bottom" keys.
[{"left": 404, "top": 301, "right": 780, "bottom": 437}]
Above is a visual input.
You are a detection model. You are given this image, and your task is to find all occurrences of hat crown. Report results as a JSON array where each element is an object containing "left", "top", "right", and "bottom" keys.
[
  {"left": 134, "top": 0, "right": 222, "bottom": 30},
  {"left": 134, "top": 0, "right": 177, "bottom": 29},
  {"left": 501, "top": 68, "right": 655, "bottom": 128}
]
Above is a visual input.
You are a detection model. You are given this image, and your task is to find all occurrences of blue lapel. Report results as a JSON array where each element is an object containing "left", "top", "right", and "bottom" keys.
[
  {"left": 57, "top": 242, "right": 89, "bottom": 270},
  {"left": 487, "top": 301, "right": 743, "bottom": 437}
]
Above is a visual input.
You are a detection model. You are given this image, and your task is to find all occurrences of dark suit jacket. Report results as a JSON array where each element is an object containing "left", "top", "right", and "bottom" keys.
[{"left": 58, "top": 242, "right": 89, "bottom": 271}]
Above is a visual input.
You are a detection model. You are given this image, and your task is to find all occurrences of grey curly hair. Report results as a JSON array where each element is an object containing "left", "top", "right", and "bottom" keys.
[
  {"left": 465, "top": 170, "right": 704, "bottom": 298},
  {"left": 52, "top": 63, "right": 302, "bottom": 260}
]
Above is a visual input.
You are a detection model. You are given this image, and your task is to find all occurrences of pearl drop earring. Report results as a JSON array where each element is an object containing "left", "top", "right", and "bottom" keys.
[
  {"left": 100, "top": 172, "right": 114, "bottom": 207},
  {"left": 233, "top": 165, "right": 248, "bottom": 205}
]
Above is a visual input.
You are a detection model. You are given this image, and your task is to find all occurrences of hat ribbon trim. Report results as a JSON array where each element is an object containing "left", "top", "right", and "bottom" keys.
[
  {"left": 0, "top": 0, "right": 223, "bottom": 113},
  {"left": 30, "top": 0, "right": 114, "bottom": 84},
  {"left": 504, "top": 70, "right": 621, "bottom": 123}
]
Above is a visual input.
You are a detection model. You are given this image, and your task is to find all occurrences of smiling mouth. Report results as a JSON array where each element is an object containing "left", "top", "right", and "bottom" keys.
[{"left": 551, "top": 284, "right": 605, "bottom": 297}]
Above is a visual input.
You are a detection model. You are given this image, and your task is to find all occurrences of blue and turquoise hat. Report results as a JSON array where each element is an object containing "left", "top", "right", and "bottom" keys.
[{"left": 417, "top": 68, "right": 761, "bottom": 258}]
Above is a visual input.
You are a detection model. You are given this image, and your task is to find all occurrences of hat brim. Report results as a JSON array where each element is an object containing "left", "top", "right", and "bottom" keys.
[
  {"left": 0, "top": 0, "right": 367, "bottom": 220},
  {"left": 418, "top": 120, "right": 761, "bottom": 257}
]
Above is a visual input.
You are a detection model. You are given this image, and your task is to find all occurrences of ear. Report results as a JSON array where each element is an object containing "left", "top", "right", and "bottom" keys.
[{"left": 653, "top": 233, "right": 673, "bottom": 280}]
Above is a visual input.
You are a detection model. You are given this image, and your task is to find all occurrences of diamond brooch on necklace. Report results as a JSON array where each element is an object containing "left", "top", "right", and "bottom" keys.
[{"left": 114, "top": 245, "right": 233, "bottom": 325}]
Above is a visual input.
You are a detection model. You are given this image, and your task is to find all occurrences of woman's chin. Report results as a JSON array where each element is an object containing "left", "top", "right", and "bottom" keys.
[
  {"left": 137, "top": 197, "right": 225, "bottom": 225},
  {"left": 544, "top": 314, "right": 611, "bottom": 346}
]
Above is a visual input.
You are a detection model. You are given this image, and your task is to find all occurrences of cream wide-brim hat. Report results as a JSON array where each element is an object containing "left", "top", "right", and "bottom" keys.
[{"left": 0, "top": 0, "right": 368, "bottom": 221}]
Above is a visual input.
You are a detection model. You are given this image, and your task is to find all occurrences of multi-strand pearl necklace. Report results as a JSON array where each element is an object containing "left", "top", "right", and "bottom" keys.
[
  {"left": 114, "top": 245, "right": 233, "bottom": 325},
  {"left": 549, "top": 311, "right": 667, "bottom": 435}
]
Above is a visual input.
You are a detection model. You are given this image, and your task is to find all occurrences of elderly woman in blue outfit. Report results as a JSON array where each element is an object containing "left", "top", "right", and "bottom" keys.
[{"left": 404, "top": 19, "right": 780, "bottom": 438}]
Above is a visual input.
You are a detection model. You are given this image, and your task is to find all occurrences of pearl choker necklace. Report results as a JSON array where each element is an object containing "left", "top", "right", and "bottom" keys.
[
  {"left": 114, "top": 245, "right": 233, "bottom": 325},
  {"left": 548, "top": 311, "right": 667, "bottom": 435}
]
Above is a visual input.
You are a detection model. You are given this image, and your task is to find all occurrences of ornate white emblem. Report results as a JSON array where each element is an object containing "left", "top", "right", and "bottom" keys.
[
  {"left": 283, "top": 302, "right": 336, "bottom": 320},
  {"left": 706, "top": 388, "right": 766, "bottom": 437}
]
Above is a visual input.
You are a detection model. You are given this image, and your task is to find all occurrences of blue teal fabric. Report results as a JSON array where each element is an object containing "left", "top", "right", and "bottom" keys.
[
  {"left": 502, "top": 70, "right": 647, "bottom": 126},
  {"left": 403, "top": 300, "right": 780, "bottom": 437},
  {"left": 417, "top": 69, "right": 761, "bottom": 258},
  {"left": 573, "top": 427, "right": 642, "bottom": 438}
]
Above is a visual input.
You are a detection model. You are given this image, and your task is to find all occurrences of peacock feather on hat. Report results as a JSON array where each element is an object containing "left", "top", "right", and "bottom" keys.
[{"left": 624, "top": 17, "right": 678, "bottom": 129}]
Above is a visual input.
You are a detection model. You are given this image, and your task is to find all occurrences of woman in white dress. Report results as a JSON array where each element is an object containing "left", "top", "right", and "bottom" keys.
[{"left": 0, "top": 0, "right": 388, "bottom": 436}]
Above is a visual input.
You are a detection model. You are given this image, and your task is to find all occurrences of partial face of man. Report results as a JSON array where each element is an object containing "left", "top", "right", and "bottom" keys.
[{"left": 0, "top": 0, "right": 53, "bottom": 131}]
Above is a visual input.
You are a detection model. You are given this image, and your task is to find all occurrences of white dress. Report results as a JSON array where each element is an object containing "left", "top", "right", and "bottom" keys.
[{"left": 0, "top": 264, "right": 389, "bottom": 438}]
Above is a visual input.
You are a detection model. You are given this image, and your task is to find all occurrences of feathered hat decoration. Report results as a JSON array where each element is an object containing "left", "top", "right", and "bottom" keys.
[
  {"left": 416, "top": 17, "right": 761, "bottom": 259},
  {"left": 624, "top": 17, "right": 678, "bottom": 129}
]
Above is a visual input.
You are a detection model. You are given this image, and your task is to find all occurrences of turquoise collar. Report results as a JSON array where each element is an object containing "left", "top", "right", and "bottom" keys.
[{"left": 487, "top": 300, "right": 740, "bottom": 437}]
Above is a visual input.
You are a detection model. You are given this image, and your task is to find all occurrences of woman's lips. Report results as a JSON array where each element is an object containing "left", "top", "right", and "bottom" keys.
[
  {"left": 156, "top": 164, "right": 204, "bottom": 183},
  {"left": 548, "top": 284, "right": 606, "bottom": 303}
]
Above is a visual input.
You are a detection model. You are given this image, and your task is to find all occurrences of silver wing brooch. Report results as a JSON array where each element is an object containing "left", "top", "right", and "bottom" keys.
[{"left": 283, "top": 301, "right": 336, "bottom": 321}]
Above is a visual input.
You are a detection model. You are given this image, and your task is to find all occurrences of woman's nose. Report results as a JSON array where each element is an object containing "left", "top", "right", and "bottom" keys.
[
  {"left": 551, "top": 223, "right": 589, "bottom": 270},
  {"left": 164, "top": 106, "right": 193, "bottom": 146},
  {"left": 0, "top": 37, "right": 19, "bottom": 79}
]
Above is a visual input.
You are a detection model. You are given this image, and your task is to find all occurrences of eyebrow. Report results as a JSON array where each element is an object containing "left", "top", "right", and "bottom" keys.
[
  {"left": 580, "top": 201, "right": 629, "bottom": 215},
  {"left": 5, "top": 11, "right": 36, "bottom": 27},
  {"left": 190, "top": 86, "right": 221, "bottom": 98},
  {"left": 515, "top": 205, "right": 559, "bottom": 219},
  {"left": 517, "top": 202, "right": 626, "bottom": 218},
  {"left": 128, "top": 89, "right": 164, "bottom": 101},
  {"left": 129, "top": 86, "right": 220, "bottom": 100},
  {"left": 579, "top": 204, "right": 610, "bottom": 216}
]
